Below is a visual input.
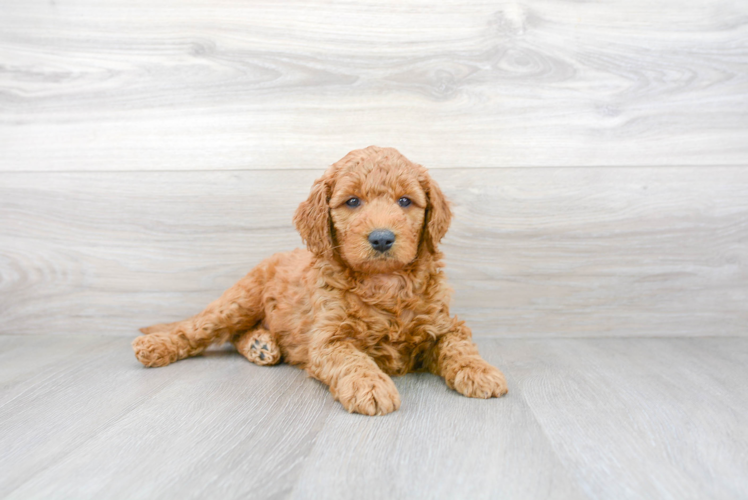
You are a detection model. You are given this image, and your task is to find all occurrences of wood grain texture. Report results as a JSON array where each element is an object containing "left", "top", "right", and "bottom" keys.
[
  {"left": 289, "top": 347, "right": 585, "bottom": 500},
  {"left": 3, "top": 340, "right": 334, "bottom": 500},
  {"left": 1, "top": 0, "right": 747, "bottom": 171},
  {"left": 1, "top": 167, "right": 746, "bottom": 337},
  {"left": 0, "top": 335, "right": 115, "bottom": 387},
  {"left": 1, "top": 336, "right": 747, "bottom": 499},
  {"left": 507, "top": 338, "right": 748, "bottom": 499},
  {"left": 0, "top": 336, "right": 176, "bottom": 495}
]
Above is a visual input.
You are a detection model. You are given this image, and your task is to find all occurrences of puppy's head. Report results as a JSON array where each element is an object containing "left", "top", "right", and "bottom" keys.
[{"left": 294, "top": 146, "right": 451, "bottom": 273}]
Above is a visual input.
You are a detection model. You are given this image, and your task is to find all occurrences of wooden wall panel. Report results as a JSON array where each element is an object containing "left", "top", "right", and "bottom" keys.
[
  {"left": 1, "top": 167, "right": 745, "bottom": 337},
  {"left": 1, "top": 0, "right": 747, "bottom": 171}
]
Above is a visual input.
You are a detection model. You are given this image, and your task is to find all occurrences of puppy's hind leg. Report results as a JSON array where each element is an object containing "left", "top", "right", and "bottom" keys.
[
  {"left": 233, "top": 326, "right": 281, "bottom": 366},
  {"left": 139, "top": 316, "right": 196, "bottom": 335},
  {"left": 132, "top": 268, "right": 268, "bottom": 368}
]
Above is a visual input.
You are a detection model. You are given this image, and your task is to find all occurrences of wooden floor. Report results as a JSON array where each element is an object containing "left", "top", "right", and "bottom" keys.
[{"left": 1, "top": 335, "right": 746, "bottom": 499}]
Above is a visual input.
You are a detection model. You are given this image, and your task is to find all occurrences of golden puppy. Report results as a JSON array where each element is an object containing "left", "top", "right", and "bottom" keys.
[{"left": 133, "top": 146, "right": 507, "bottom": 415}]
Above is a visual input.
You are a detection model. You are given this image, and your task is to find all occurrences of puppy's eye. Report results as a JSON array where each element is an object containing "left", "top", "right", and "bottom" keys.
[
  {"left": 397, "top": 197, "right": 412, "bottom": 208},
  {"left": 346, "top": 197, "right": 361, "bottom": 208}
]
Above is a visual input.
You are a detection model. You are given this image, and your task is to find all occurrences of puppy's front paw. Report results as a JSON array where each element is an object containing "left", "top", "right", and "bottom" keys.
[
  {"left": 132, "top": 334, "right": 178, "bottom": 367},
  {"left": 335, "top": 372, "right": 401, "bottom": 416},
  {"left": 451, "top": 362, "right": 508, "bottom": 399}
]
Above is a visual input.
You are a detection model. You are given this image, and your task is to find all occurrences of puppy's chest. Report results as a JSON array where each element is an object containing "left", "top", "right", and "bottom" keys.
[
  {"left": 355, "top": 305, "right": 436, "bottom": 375},
  {"left": 372, "top": 307, "right": 418, "bottom": 338},
  {"left": 359, "top": 300, "right": 436, "bottom": 346},
  {"left": 347, "top": 275, "right": 443, "bottom": 370}
]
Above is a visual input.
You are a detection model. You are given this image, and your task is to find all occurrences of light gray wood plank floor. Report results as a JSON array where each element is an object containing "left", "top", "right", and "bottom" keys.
[{"left": 1, "top": 335, "right": 746, "bottom": 499}]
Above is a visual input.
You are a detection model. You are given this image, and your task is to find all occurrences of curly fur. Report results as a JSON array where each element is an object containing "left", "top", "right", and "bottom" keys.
[{"left": 133, "top": 146, "right": 507, "bottom": 415}]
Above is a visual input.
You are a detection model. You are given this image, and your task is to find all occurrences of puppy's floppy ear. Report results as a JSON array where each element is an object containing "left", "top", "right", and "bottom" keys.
[
  {"left": 294, "top": 171, "right": 334, "bottom": 257},
  {"left": 419, "top": 168, "right": 452, "bottom": 252}
]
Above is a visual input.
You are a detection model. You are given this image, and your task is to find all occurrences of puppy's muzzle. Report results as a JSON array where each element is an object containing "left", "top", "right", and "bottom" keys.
[{"left": 368, "top": 229, "right": 395, "bottom": 253}]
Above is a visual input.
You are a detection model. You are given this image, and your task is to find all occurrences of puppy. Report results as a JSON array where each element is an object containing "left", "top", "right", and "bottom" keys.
[{"left": 133, "top": 146, "right": 507, "bottom": 415}]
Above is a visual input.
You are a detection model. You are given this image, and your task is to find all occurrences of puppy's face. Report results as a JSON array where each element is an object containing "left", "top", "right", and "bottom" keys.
[
  {"left": 329, "top": 162, "right": 427, "bottom": 274},
  {"left": 294, "top": 146, "right": 452, "bottom": 274}
]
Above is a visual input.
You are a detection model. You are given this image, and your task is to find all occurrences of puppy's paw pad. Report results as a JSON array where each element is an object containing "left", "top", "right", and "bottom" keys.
[
  {"left": 132, "top": 335, "right": 175, "bottom": 368},
  {"left": 452, "top": 363, "right": 508, "bottom": 399},
  {"left": 338, "top": 374, "right": 401, "bottom": 416},
  {"left": 239, "top": 332, "right": 281, "bottom": 366}
]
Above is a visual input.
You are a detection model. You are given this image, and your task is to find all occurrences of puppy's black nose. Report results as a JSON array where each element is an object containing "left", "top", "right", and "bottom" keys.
[{"left": 368, "top": 229, "right": 395, "bottom": 253}]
